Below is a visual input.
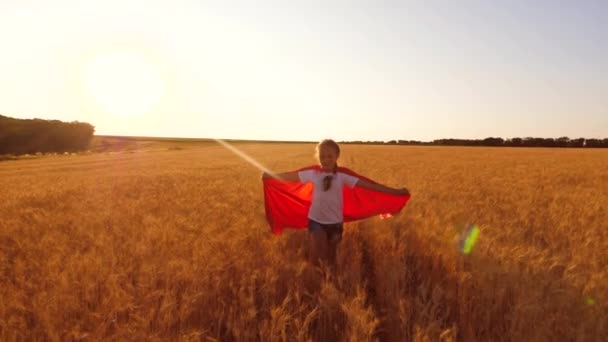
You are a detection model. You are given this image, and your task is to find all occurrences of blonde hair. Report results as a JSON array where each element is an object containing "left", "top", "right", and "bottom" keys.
[
  {"left": 315, "top": 139, "right": 340, "bottom": 156},
  {"left": 315, "top": 139, "right": 340, "bottom": 173}
]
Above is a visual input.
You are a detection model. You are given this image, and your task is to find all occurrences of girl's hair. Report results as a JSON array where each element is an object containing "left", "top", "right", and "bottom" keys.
[{"left": 315, "top": 139, "right": 340, "bottom": 158}]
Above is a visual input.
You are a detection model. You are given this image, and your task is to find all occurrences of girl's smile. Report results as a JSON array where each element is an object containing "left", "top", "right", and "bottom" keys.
[{"left": 318, "top": 146, "right": 338, "bottom": 172}]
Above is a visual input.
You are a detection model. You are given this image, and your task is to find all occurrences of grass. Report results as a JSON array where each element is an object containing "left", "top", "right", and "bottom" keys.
[{"left": 0, "top": 142, "right": 606, "bottom": 341}]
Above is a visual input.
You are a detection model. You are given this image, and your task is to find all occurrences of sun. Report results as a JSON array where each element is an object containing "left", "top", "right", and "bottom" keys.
[{"left": 83, "top": 50, "right": 165, "bottom": 118}]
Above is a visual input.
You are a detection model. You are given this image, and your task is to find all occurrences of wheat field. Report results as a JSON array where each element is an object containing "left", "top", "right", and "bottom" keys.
[{"left": 0, "top": 142, "right": 606, "bottom": 341}]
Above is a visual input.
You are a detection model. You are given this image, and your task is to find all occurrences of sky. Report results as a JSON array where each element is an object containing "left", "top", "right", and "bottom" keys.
[{"left": 1, "top": 0, "right": 606, "bottom": 142}]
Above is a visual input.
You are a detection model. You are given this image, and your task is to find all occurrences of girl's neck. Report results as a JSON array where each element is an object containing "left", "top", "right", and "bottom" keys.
[{"left": 321, "top": 165, "right": 337, "bottom": 173}]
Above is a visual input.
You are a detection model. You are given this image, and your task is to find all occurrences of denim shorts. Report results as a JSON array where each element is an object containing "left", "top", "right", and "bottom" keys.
[{"left": 308, "top": 219, "right": 344, "bottom": 241}]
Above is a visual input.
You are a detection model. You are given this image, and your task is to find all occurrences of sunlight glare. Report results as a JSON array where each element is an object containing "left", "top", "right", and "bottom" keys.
[
  {"left": 83, "top": 50, "right": 164, "bottom": 118},
  {"left": 214, "top": 139, "right": 277, "bottom": 177}
]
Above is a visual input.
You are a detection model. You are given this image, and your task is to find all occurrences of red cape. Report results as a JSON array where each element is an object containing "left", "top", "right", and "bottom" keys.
[{"left": 263, "top": 165, "right": 411, "bottom": 235}]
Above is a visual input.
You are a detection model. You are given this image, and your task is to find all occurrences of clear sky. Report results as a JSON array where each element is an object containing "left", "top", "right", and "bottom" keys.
[{"left": 1, "top": 0, "right": 606, "bottom": 141}]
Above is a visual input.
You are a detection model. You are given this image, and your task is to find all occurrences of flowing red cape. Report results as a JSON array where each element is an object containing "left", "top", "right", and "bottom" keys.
[{"left": 263, "top": 165, "right": 411, "bottom": 235}]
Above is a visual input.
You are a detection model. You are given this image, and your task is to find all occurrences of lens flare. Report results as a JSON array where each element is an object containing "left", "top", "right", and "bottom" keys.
[
  {"left": 586, "top": 297, "right": 596, "bottom": 306},
  {"left": 213, "top": 139, "right": 279, "bottom": 178},
  {"left": 460, "top": 224, "right": 480, "bottom": 255}
]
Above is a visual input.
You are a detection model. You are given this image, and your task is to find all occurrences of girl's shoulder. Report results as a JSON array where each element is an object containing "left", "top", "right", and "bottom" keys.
[
  {"left": 336, "top": 167, "right": 359, "bottom": 177},
  {"left": 298, "top": 166, "right": 324, "bottom": 179},
  {"left": 298, "top": 165, "right": 322, "bottom": 172}
]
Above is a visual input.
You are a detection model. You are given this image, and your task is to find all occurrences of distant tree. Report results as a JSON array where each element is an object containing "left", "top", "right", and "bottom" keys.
[
  {"left": 336, "top": 136, "right": 606, "bottom": 148},
  {"left": 543, "top": 138, "right": 556, "bottom": 147},
  {"left": 397, "top": 139, "right": 425, "bottom": 145},
  {"left": 434, "top": 138, "right": 469, "bottom": 146},
  {"left": 522, "top": 137, "right": 545, "bottom": 147},
  {"left": 0, "top": 114, "right": 95, "bottom": 155},
  {"left": 556, "top": 136, "right": 570, "bottom": 147},
  {"left": 585, "top": 139, "right": 604, "bottom": 148},
  {"left": 568, "top": 138, "right": 585, "bottom": 147},
  {"left": 507, "top": 137, "right": 522, "bottom": 147},
  {"left": 483, "top": 137, "right": 504, "bottom": 146}
]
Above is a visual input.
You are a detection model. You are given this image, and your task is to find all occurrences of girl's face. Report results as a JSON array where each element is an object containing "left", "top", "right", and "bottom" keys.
[{"left": 318, "top": 145, "right": 338, "bottom": 172}]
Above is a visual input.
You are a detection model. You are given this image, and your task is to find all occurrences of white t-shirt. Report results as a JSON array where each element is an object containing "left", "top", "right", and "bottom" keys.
[{"left": 298, "top": 169, "right": 359, "bottom": 224}]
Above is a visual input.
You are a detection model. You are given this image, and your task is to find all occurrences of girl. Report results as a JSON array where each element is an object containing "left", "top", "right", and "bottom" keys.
[{"left": 262, "top": 139, "right": 410, "bottom": 270}]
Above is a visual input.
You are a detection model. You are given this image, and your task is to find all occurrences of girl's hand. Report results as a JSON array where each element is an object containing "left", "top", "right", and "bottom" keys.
[{"left": 395, "top": 187, "right": 410, "bottom": 196}]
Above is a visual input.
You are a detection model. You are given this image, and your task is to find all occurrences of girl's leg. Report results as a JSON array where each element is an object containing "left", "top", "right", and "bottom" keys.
[
  {"left": 326, "top": 224, "right": 343, "bottom": 272},
  {"left": 327, "top": 239, "right": 340, "bottom": 272},
  {"left": 308, "top": 220, "right": 328, "bottom": 267},
  {"left": 310, "top": 230, "right": 328, "bottom": 266}
]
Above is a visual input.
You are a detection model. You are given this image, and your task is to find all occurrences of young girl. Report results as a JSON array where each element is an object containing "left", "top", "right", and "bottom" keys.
[{"left": 262, "top": 139, "right": 410, "bottom": 270}]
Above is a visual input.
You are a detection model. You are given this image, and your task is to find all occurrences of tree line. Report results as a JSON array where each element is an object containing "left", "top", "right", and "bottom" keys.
[
  {"left": 1, "top": 113, "right": 606, "bottom": 155},
  {"left": 343, "top": 136, "right": 608, "bottom": 148},
  {"left": 0, "top": 115, "right": 95, "bottom": 155}
]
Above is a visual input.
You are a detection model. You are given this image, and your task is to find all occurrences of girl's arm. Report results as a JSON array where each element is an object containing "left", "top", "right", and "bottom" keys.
[
  {"left": 355, "top": 179, "right": 410, "bottom": 196},
  {"left": 262, "top": 171, "right": 300, "bottom": 182}
]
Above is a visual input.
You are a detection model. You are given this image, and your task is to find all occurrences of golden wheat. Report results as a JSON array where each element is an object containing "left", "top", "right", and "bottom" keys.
[{"left": 1, "top": 143, "right": 606, "bottom": 341}]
